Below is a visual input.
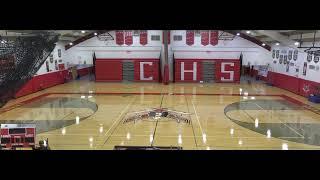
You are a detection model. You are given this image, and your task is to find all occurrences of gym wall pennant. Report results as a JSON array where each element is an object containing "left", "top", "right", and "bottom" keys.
[
  {"left": 303, "top": 62, "right": 307, "bottom": 76},
  {"left": 288, "top": 50, "right": 292, "bottom": 60},
  {"left": 201, "top": 30, "right": 209, "bottom": 46},
  {"left": 210, "top": 30, "right": 219, "bottom": 46},
  {"left": 116, "top": 30, "right": 124, "bottom": 45},
  {"left": 276, "top": 50, "right": 279, "bottom": 59},
  {"left": 272, "top": 50, "right": 275, "bottom": 58},
  {"left": 293, "top": 50, "right": 298, "bottom": 61},
  {"left": 186, "top": 30, "right": 194, "bottom": 46},
  {"left": 124, "top": 31, "right": 133, "bottom": 46}
]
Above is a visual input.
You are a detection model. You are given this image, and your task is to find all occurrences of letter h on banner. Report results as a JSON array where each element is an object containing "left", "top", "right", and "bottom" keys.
[{"left": 181, "top": 62, "right": 197, "bottom": 81}]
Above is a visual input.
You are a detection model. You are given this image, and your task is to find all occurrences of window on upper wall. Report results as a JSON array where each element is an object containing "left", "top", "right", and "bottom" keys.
[
  {"left": 133, "top": 30, "right": 140, "bottom": 36},
  {"left": 173, "top": 35, "right": 182, "bottom": 41},
  {"left": 151, "top": 35, "right": 160, "bottom": 41},
  {"left": 195, "top": 30, "right": 201, "bottom": 36}
]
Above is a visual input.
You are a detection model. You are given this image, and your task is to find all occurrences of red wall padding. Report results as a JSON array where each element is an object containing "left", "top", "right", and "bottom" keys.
[
  {"left": 215, "top": 60, "right": 240, "bottom": 83},
  {"left": 163, "top": 64, "right": 169, "bottom": 85},
  {"left": 263, "top": 71, "right": 320, "bottom": 97},
  {"left": 15, "top": 80, "right": 34, "bottom": 98},
  {"left": 134, "top": 60, "right": 159, "bottom": 82},
  {"left": 299, "top": 79, "right": 320, "bottom": 97},
  {"left": 95, "top": 60, "right": 122, "bottom": 82},
  {"left": 273, "top": 72, "right": 300, "bottom": 94},
  {"left": 15, "top": 70, "right": 68, "bottom": 98},
  {"left": 174, "top": 60, "right": 202, "bottom": 82}
]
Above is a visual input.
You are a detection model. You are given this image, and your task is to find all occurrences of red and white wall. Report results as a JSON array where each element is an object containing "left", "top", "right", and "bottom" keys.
[
  {"left": 169, "top": 30, "right": 270, "bottom": 82},
  {"left": 36, "top": 42, "right": 67, "bottom": 75},
  {"left": 173, "top": 59, "right": 240, "bottom": 83},
  {"left": 64, "top": 30, "right": 162, "bottom": 82},
  {"left": 16, "top": 30, "right": 274, "bottom": 93},
  {"left": 64, "top": 30, "right": 163, "bottom": 65},
  {"left": 268, "top": 42, "right": 320, "bottom": 97},
  {"left": 15, "top": 41, "right": 70, "bottom": 98}
]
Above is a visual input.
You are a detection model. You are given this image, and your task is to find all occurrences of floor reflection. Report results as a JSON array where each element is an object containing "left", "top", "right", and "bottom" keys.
[
  {"left": 225, "top": 99, "right": 320, "bottom": 146},
  {"left": 0, "top": 97, "right": 98, "bottom": 134}
]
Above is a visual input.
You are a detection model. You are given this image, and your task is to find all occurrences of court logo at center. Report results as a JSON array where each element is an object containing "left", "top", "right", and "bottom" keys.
[{"left": 122, "top": 108, "right": 191, "bottom": 124}]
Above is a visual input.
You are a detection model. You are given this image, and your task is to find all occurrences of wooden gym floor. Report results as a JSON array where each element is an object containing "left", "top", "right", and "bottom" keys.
[{"left": 1, "top": 76, "right": 320, "bottom": 150}]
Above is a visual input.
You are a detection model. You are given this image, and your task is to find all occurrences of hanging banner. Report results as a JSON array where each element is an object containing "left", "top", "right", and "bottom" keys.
[
  {"left": 140, "top": 30, "right": 148, "bottom": 45},
  {"left": 210, "top": 30, "right": 219, "bottom": 46},
  {"left": 276, "top": 50, "right": 279, "bottom": 59},
  {"left": 307, "top": 53, "right": 313, "bottom": 62},
  {"left": 293, "top": 50, "right": 298, "bottom": 61},
  {"left": 201, "top": 30, "right": 209, "bottom": 46},
  {"left": 186, "top": 30, "right": 194, "bottom": 46},
  {"left": 288, "top": 50, "right": 292, "bottom": 60},
  {"left": 303, "top": 62, "right": 307, "bottom": 76},
  {"left": 314, "top": 56, "right": 319, "bottom": 63},
  {"left": 272, "top": 50, "right": 275, "bottom": 59},
  {"left": 116, "top": 30, "right": 124, "bottom": 45},
  {"left": 124, "top": 31, "right": 133, "bottom": 45}
]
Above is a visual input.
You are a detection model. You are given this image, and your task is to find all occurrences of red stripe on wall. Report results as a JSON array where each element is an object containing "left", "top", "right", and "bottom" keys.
[
  {"left": 95, "top": 60, "right": 123, "bottom": 82},
  {"left": 253, "top": 71, "right": 320, "bottom": 98},
  {"left": 15, "top": 70, "right": 69, "bottom": 98}
]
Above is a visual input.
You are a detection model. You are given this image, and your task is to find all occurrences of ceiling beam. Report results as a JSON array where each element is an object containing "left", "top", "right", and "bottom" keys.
[
  {"left": 59, "top": 36, "right": 76, "bottom": 41},
  {"left": 259, "top": 37, "right": 274, "bottom": 42},
  {"left": 289, "top": 31, "right": 320, "bottom": 40},
  {"left": 65, "top": 30, "right": 110, "bottom": 50},
  {"left": 225, "top": 30, "right": 271, "bottom": 51},
  {"left": 254, "top": 30, "right": 298, "bottom": 49},
  {"left": 278, "top": 30, "right": 296, "bottom": 32}
]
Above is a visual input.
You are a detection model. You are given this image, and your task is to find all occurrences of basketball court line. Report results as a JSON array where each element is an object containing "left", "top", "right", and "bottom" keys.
[
  {"left": 191, "top": 99, "right": 205, "bottom": 137},
  {"left": 39, "top": 133, "right": 307, "bottom": 139},
  {"left": 101, "top": 96, "right": 137, "bottom": 147},
  {"left": 246, "top": 101, "right": 305, "bottom": 138},
  {"left": 184, "top": 95, "right": 198, "bottom": 147},
  {"left": 150, "top": 94, "right": 164, "bottom": 146}
]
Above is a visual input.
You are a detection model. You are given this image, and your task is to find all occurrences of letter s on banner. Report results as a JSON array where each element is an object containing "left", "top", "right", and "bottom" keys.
[{"left": 221, "top": 62, "right": 234, "bottom": 82}]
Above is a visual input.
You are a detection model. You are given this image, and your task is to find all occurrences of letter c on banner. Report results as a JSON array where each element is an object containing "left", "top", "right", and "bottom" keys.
[{"left": 140, "top": 62, "right": 153, "bottom": 80}]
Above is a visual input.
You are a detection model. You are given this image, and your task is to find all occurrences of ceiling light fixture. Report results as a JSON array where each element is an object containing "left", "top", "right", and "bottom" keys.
[
  {"left": 236, "top": 33, "right": 240, "bottom": 36},
  {"left": 276, "top": 43, "right": 280, "bottom": 46},
  {"left": 69, "top": 42, "right": 73, "bottom": 46},
  {"left": 294, "top": 41, "right": 299, "bottom": 46},
  {"left": 246, "top": 31, "right": 251, "bottom": 34},
  {"left": 262, "top": 43, "right": 266, "bottom": 46},
  {"left": 81, "top": 30, "right": 86, "bottom": 34}
]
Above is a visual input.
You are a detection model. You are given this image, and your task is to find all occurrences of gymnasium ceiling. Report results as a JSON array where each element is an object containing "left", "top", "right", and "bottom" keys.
[
  {"left": 242, "top": 30, "right": 320, "bottom": 45},
  {"left": 0, "top": 30, "right": 319, "bottom": 47}
]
